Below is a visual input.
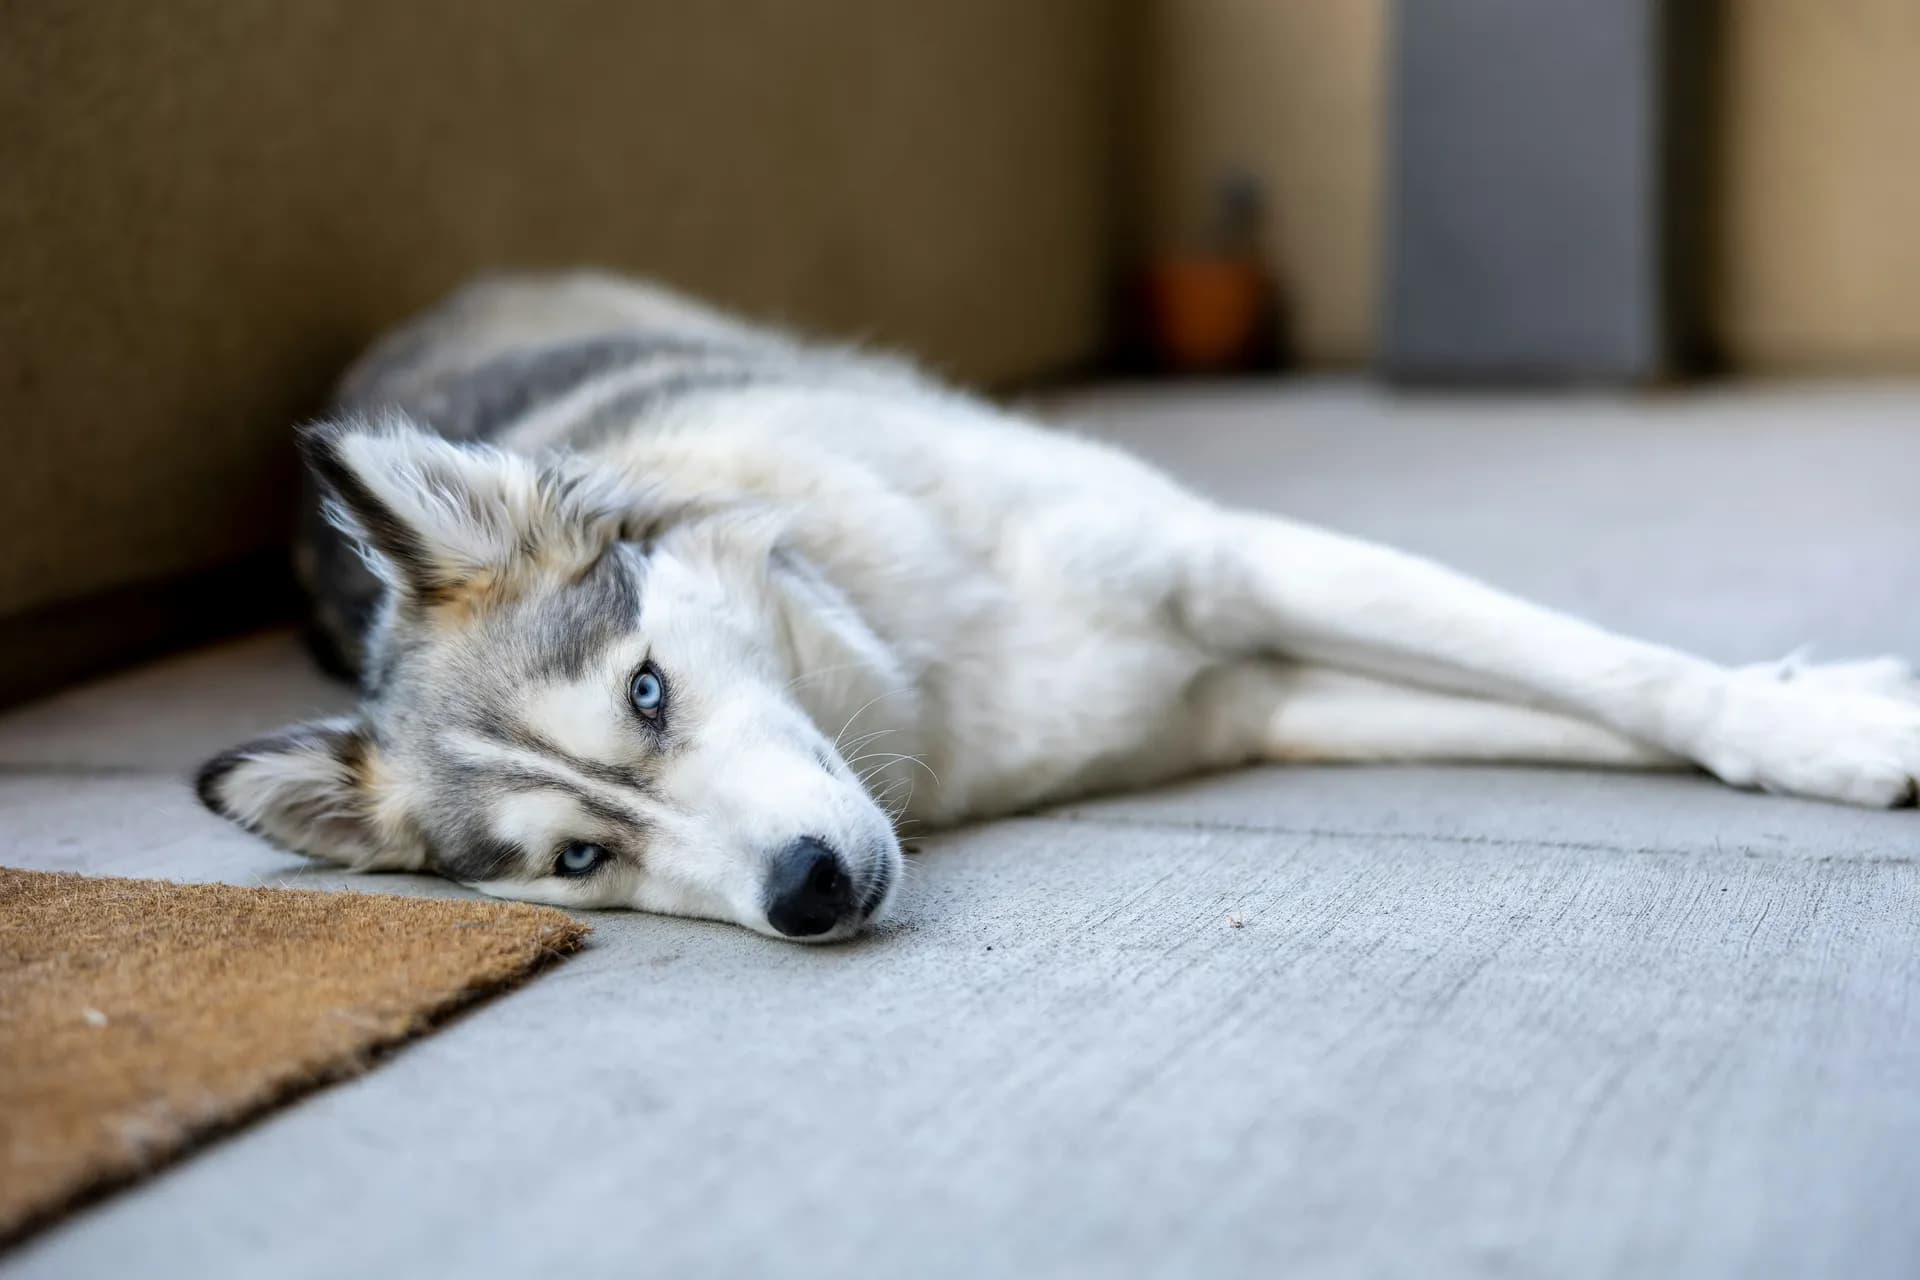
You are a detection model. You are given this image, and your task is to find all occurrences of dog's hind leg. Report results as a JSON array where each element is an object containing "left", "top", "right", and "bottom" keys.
[
  {"left": 1189, "top": 663, "right": 1679, "bottom": 770},
  {"left": 1175, "top": 511, "right": 1920, "bottom": 807}
]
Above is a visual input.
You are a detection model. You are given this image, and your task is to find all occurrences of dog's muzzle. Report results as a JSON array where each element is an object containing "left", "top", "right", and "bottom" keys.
[{"left": 763, "top": 836, "right": 887, "bottom": 938}]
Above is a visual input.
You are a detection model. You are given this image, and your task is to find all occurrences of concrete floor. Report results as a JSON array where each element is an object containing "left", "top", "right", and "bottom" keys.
[{"left": 4, "top": 381, "right": 1918, "bottom": 1278}]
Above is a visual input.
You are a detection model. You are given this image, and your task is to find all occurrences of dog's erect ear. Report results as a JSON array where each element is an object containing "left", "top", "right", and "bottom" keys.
[
  {"left": 195, "top": 718, "right": 422, "bottom": 871},
  {"left": 300, "top": 416, "right": 629, "bottom": 603}
]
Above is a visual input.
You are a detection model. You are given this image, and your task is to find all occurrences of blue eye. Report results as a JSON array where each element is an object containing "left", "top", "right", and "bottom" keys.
[
  {"left": 629, "top": 664, "right": 665, "bottom": 718},
  {"left": 555, "top": 842, "right": 609, "bottom": 878}
]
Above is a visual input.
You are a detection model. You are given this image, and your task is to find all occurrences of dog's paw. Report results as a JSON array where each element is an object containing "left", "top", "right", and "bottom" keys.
[{"left": 1696, "top": 660, "right": 1920, "bottom": 808}]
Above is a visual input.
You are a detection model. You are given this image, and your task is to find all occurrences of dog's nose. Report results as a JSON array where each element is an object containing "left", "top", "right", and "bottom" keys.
[{"left": 764, "top": 836, "right": 855, "bottom": 937}]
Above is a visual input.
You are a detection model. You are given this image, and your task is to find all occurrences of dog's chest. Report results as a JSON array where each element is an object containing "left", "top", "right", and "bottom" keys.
[{"left": 901, "top": 587, "right": 1213, "bottom": 822}]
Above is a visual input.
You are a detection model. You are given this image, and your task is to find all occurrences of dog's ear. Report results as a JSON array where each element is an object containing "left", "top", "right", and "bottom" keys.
[
  {"left": 300, "top": 416, "right": 628, "bottom": 604},
  {"left": 195, "top": 718, "right": 422, "bottom": 871}
]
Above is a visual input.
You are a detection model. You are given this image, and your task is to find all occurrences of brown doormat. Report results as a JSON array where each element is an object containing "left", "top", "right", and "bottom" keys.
[{"left": 0, "top": 868, "right": 588, "bottom": 1246}]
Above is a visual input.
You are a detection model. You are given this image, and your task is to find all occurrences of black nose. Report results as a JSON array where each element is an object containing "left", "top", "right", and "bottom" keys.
[{"left": 764, "top": 837, "right": 855, "bottom": 938}]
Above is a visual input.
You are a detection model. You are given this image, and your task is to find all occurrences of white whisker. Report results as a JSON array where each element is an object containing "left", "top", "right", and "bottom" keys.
[
  {"left": 832, "top": 687, "right": 912, "bottom": 753},
  {"left": 837, "top": 728, "right": 900, "bottom": 757},
  {"left": 846, "top": 751, "right": 941, "bottom": 788},
  {"left": 784, "top": 660, "right": 871, "bottom": 693}
]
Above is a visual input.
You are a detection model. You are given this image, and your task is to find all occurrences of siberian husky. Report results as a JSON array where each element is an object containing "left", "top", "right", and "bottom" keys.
[{"left": 196, "top": 274, "right": 1920, "bottom": 940}]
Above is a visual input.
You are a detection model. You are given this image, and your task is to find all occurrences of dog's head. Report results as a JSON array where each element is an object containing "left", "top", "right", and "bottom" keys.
[{"left": 197, "top": 420, "right": 908, "bottom": 941}]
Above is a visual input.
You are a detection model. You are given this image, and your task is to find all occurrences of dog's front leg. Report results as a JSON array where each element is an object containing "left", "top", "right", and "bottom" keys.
[{"left": 1178, "top": 512, "right": 1920, "bottom": 808}]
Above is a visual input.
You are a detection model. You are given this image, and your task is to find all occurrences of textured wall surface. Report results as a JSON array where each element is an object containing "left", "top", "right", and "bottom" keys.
[{"left": 0, "top": 0, "right": 1117, "bottom": 624}]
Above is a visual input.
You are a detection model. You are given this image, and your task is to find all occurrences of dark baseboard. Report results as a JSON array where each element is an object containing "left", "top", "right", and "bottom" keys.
[{"left": 0, "top": 552, "right": 301, "bottom": 711}]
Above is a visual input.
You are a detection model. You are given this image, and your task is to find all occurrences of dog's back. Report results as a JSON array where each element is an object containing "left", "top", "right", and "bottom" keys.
[{"left": 334, "top": 273, "right": 780, "bottom": 422}]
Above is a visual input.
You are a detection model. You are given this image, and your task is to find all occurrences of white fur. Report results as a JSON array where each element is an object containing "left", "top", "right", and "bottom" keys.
[{"left": 520, "top": 672, "right": 636, "bottom": 764}]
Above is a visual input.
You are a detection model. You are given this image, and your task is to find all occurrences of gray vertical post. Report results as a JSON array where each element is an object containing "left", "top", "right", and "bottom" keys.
[{"left": 1382, "top": 0, "right": 1697, "bottom": 383}]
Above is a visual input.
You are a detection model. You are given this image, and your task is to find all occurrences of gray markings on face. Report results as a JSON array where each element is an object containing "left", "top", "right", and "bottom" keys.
[
  {"left": 429, "top": 828, "right": 525, "bottom": 883},
  {"left": 488, "top": 765, "right": 645, "bottom": 830},
  {"left": 526, "top": 541, "right": 646, "bottom": 680},
  {"left": 418, "top": 721, "right": 657, "bottom": 884},
  {"left": 426, "top": 760, "right": 645, "bottom": 884}
]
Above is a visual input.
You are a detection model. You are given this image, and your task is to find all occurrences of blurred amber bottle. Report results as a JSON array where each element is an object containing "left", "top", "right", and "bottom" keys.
[{"left": 1133, "top": 173, "right": 1290, "bottom": 375}]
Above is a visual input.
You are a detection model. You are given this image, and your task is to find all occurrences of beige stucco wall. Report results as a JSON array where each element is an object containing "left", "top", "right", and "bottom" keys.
[
  {"left": 1134, "top": 0, "right": 1920, "bottom": 373},
  {"left": 0, "top": 0, "right": 1118, "bottom": 623},
  {"left": 1711, "top": 1, "right": 1920, "bottom": 371}
]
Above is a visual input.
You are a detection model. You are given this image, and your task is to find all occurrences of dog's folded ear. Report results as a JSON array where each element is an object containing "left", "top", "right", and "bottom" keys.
[
  {"left": 194, "top": 717, "right": 422, "bottom": 871},
  {"left": 299, "top": 416, "right": 629, "bottom": 606}
]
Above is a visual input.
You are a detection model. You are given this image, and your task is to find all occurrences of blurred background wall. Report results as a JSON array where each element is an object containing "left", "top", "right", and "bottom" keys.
[
  {"left": 1131, "top": 0, "right": 1920, "bottom": 371},
  {"left": 1711, "top": 0, "right": 1920, "bottom": 370},
  {"left": 3, "top": 0, "right": 1918, "bottom": 700}
]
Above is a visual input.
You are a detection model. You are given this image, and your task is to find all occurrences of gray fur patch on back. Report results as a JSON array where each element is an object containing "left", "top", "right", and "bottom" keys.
[
  {"left": 353, "top": 334, "right": 721, "bottom": 442},
  {"left": 560, "top": 367, "right": 776, "bottom": 450}
]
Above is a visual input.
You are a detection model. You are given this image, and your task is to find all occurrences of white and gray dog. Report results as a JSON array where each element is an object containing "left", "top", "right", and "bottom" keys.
[{"left": 198, "top": 273, "right": 1920, "bottom": 941}]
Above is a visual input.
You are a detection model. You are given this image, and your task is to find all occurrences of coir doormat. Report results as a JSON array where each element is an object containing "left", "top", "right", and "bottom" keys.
[{"left": 0, "top": 867, "right": 588, "bottom": 1246}]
